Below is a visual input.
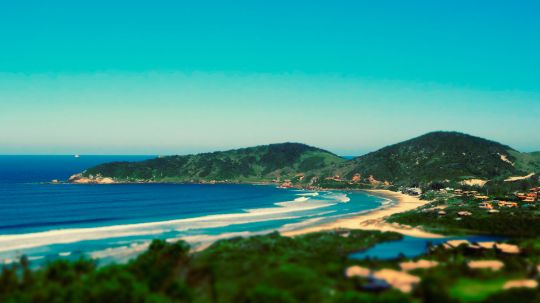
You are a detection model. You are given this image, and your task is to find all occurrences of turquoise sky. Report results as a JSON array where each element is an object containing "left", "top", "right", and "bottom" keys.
[{"left": 1, "top": 1, "right": 539, "bottom": 155}]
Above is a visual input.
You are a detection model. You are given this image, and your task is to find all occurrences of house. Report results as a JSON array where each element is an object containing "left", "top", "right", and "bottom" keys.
[
  {"left": 468, "top": 260, "right": 504, "bottom": 271},
  {"left": 345, "top": 265, "right": 371, "bottom": 278},
  {"left": 495, "top": 243, "right": 521, "bottom": 254},
  {"left": 521, "top": 191, "right": 537, "bottom": 202},
  {"left": 372, "top": 269, "right": 421, "bottom": 293},
  {"left": 462, "top": 191, "right": 478, "bottom": 197},
  {"left": 404, "top": 187, "right": 422, "bottom": 196},
  {"left": 325, "top": 175, "right": 343, "bottom": 182},
  {"left": 346, "top": 266, "right": 421, "bottom": 293},
  {"left": 279, "top": 180, "right": 293, "bottom": 188},
  {"left": 367, "top": 175, "right": 382, "bottom": 185},
  {"left": 474, "top": 195, "right": 489, "bottom": 200},
  {"left": 478, "top": 202, "right": 493, "bottom": 210},
  {"left": 498, "top": 201, "right": 518, "bottom": 208},
  {"left": 458, "top": 211, "right": 472, "bottom": 217},
  {"left": 469, "top": 242, "right": 520, "bottom": 254},
  {"left": 351, "top": 174, "right": 361, "bottom": 182},
  {"left": 444, "top": 240, "right": 470, "bottom": 248},
  {"left": 399, "top": 260, "right": 439, "bottom": 271},
  {"left": 516, "top": 193, "right": 528, "bottom": 200},
  {"left": 503, "top": 280, "right": 538, "bottom": 290}
]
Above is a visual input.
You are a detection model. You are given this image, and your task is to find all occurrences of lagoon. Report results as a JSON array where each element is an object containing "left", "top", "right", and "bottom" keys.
[{"left": 350, "top": 235, "right": 505, "bottom": 260}]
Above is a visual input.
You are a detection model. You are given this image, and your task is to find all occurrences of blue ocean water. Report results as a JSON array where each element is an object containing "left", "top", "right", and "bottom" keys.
[{"left": 0, "top": 156, "right": 386, "bottom": 266}]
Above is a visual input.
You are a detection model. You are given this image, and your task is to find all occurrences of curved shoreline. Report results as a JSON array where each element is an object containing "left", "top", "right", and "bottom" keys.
[
  {"left": 0, "top": 188, "right": 439, "bottom": 263},
  {"left": 282, "top": 189, "right": 444, "bottom": 238}
]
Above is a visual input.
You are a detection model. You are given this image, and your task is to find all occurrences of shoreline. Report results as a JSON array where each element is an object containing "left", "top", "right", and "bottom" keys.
[
  {"left": 0, "top": 187, "right": 441, "bottom": 262},
  {"left": 282, "top": 189, "right": 444, "bottom": 238}
]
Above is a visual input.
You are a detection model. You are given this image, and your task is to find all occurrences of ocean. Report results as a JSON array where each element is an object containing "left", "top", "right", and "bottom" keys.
[{"left": 0, "top": 155, "right": 386, "bottom": 266}]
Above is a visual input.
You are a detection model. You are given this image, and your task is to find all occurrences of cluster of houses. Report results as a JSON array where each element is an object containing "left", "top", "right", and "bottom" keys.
[
  {"left": 441, "top": 239, "right": 521, "bottom": 254},
  {"left": 515, "top": 188, "right": 539, "bottom": 203},
  {"left": 446, "top": 187, "right": 539, "bottom": 212},
  {"left": 319, "top": 173, "right": 391, "bottom": 186},
  {"left": 474, "top": 188, "right": 538, "bottom": 212},
  {"left": 477, "top": 200, "right": 520, "bottom": 213},
  {"left": 452, "top": 187, "right": 539, "bottom": 203},
  {"left": 453, "top": 189, "right": 483, "bottom": 198}
]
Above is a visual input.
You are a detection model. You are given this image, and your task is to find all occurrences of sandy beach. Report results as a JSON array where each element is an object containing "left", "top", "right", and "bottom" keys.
[{"left": 283, "top": 189, "right": 443, "bottom": 238}]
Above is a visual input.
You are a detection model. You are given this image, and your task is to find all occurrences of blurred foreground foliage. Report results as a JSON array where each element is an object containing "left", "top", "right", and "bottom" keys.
[{"left": 2, "top": 230, "right": 540, "bottom": 302}]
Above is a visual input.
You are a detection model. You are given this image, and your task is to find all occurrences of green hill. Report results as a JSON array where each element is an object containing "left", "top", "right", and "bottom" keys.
[
  {"left": 511, "top": 150, "right": 540, "bottom": 174},
  {"left": 335, "top": 131, "right": 530, "bottom": 186},
  {"left": 73, "top": 132, "right": 540, "bottom": 187},
  {"left": 79, "top": 143, "right": 345, "bottom": 183}
]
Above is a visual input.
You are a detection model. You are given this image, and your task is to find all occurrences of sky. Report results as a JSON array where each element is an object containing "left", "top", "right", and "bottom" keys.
[{"left": 1, "top": 0, "right": 539, "bottom": 155}]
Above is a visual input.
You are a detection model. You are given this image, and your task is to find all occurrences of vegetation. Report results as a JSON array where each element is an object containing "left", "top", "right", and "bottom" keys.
[
  {"left": 76, "top": 132, "right": 540, "bottom": 189},
  {"left": 3, "top": 230, "right": 540, "bottom": 303},
  {"left": 82, "top": 143, "right": 345, "bottom": 183},
  {"left": 512, "top": 150, "right": 540, "bottom": 174},
  {"left": 336, "top": 131, "right": 537, "bottom": 187},
  {"left": 0, "top": 231, "right": 405, "bottom": 303},
  {"left": 449, "top": 278, "right": 507, "bottom": 302},
  {"left": 388, "top": 192, "right": 540, "bottom": 237}
]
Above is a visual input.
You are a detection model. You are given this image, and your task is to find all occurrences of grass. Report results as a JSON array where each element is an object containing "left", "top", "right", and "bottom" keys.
[{"left": 449, "top": 278, "right": 507, "bottom": 302}]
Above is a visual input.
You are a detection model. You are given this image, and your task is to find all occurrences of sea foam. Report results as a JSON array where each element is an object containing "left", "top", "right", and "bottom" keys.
[{"left": 0, "top": 193, "right": 341, "bottom": 253}]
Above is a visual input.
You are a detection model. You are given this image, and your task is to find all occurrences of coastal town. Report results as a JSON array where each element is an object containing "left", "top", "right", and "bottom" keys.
[{"left": 419, "top": 186, "right": 539, "bottom": 218}]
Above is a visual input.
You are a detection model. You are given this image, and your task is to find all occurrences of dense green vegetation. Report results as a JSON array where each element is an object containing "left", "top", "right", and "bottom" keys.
[
  {"left": 512, "top": 150, "right": 540, "bottom": 174},
  {"left": 1, "top": 231, "right": 406, "bottom": 303},
  {"left": 388, "top": 193, "right": 540, "bottom": 237},
  {"left": 482, "top": 178, "right": 540, "bottom": 196},
  {"left": 76, "top": 132, "right": 540, "bottom": 188},
  {"left": 336, "top": 131, "right": 537, "bottom": 187},
  {"left": 417, "top": 240, "right": 540, "bottom": 303},
  {"left": 82, "top": 143, "right": 344, "bottom": 183},
  {"left": 3, "top": 230, "right": 540, "bottom": 303}
]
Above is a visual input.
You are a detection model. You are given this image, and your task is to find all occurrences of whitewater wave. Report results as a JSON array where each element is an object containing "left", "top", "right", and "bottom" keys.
[
  {"left": 176, "top": 231, "right": 255, "bottom": 244},
  {"left": 278, "top": 217, "right": 325, "bottom": 232},
  {"left": 90, "top": 242, "right": 151, "bottom": 261},
  {"left": 91, "top": 230, "right": 270, "bottom": 262},
  {"left": 380, "top": 198, "right": 393, "bottom": 205},
  {"left": 323, "top": 193, "right": 350, "bottom": 203},
  {"left": 0, "top": 194, "right": 340, "bottom": 253},
  {"left": 0, "top": 190, "right": 384, "bottom": 265}
]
